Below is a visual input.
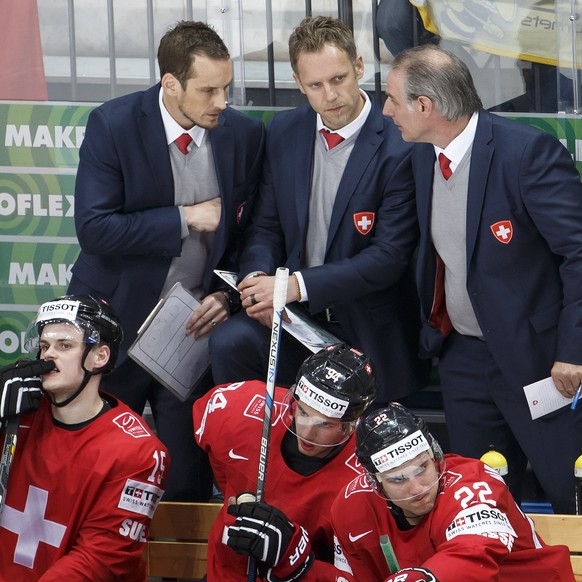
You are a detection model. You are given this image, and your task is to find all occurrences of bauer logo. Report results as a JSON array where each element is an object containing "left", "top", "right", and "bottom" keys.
[
  {"left": 296, "top": 376, "right": 348, "bottom": 419},
  {"left": 118, "top": 479, "right": 163, "bottom": 518},
  {"left": 371, "top": 430, "right": 430, "bottom": 472},
  {"left": 35, "top": 300, "right": 79, "bottom": 323}
]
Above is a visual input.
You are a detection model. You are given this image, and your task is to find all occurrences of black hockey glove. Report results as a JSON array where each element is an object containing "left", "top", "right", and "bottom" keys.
[
  {"left": 0, "top": 359, "right": 55, "bottom": 421},
  {"left": 226, "top": 500, "right": 314, "bottom": 581}
]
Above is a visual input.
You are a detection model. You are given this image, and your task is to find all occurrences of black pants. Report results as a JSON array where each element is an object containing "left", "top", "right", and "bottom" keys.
[{"left": 438, "top": 332, "right": 582, "bottom": 514}]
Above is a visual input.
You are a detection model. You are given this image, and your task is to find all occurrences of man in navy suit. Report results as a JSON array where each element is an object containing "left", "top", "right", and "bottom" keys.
[
  {"left": 68, "top": 21, "right": 265, "bottom": 501},
  {"left": 210, "top": 16, "right": 428, "bottom": 403},
  {"left": 384, "top": 44, "right": 582, "bottom": 513}
]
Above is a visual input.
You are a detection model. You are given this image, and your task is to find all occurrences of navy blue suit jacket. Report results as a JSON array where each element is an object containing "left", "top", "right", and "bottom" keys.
[
  {"left": 69, "top": 84, "right": 265, "bottom": 364},
  {"left": 240, "top": 103, "right": 426, "bottom": 400},
  {"left": 415, "top": 110, "right": 582, "bottom": 389}
]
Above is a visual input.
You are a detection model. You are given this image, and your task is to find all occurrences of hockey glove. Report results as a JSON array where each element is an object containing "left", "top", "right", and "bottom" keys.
[
  {"left": 384, "top": 567, "right": 437, "bottom": 582},
  {"left": 226, "top": 500, "right": 314, "bottom": 581},
  {"left": 0, "top": 359, "right": 55, "bottom": 421}
]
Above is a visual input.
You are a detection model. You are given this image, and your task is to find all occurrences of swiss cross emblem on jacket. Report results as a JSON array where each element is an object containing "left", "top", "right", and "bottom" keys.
[
  {"left": 353, "top": 212, "right": 375, "bottom": 235},
  {"left": 490, "top": 220, "right": 513, "bottom": 244}
]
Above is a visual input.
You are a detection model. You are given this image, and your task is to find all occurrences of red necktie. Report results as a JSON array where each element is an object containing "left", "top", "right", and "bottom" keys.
[
  {"left": 438, "top": 153, "right": 452, "bottom": 180},
  {"left": 175, "top": 133, "right": 192, "bottom": 155},
  {"left": 320, "top": 129, "right": 345, "bottom": 150}
]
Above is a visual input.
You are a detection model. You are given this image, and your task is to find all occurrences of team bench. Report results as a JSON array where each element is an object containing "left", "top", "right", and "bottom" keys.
[
  {"left": 146, "top": 501, "right": 222, "bottom": 580},
  {"left": 146, "top": 503, "right": 582, "bottom": 581},
  {"left": 527, "top": 513, "right": 582, "bottom": 581}
]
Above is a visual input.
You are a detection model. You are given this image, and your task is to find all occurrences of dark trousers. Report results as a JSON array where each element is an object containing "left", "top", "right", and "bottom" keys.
[
  {"left": 439, "top": 331, "right": 582, "bottom": 514},
  {"left": 102, "top": 357, "right": 213, "bottom": 502}
]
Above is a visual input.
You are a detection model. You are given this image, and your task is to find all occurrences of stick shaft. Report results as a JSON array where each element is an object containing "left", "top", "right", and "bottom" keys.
[
  {"left": 0, "top": 416, "right": 19, "bottom": 518},
  {"left": 380, "top": 534, "right": 400, "bottom": 574},
  {"left": 255, "top": 266, "right": 288, "bottom": 500},
  {"left": 248, "top": 267, "right": 289, "bottom": 582}
]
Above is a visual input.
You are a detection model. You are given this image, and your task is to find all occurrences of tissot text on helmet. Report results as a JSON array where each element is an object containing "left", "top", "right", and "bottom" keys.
[
  {"left": 36, "top": 300, "right": 80, "bottom": 323},
  {"left": 371, "top": 430, "right": 430, "bottom": 472},
  {"left": 297, "top": 376, "right": 349, "bottom": 419}
]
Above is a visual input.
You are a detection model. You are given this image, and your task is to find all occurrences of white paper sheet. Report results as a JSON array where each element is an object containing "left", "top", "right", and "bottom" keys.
[
  {"left": 128, "top": 283, "right": 209, "bottom": 401},
  {"left": 214, "top": 270, "right": 340, "bottom": 353},
  {"left": 523, "top": 376, "right": 573, "bottom": 420}
]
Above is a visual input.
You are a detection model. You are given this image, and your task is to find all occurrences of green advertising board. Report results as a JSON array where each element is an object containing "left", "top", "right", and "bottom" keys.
[
  {"left": 0, "top": 103, "right": 580, "bottom": 365},
  {"left": 0, "top": 103, "right": 93, "bottom": 362}
]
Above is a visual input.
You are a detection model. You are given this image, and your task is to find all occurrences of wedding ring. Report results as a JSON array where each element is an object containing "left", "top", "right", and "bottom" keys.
[
  {"left": 250, "top": 294, "right": 258, "bottom": 306},
  {"left": 211, "top": 320, "right": 217, "bottom": 327}
]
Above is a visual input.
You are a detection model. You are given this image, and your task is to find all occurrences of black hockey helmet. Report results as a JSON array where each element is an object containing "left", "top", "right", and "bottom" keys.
[
  {"left": 25, "top": 294, "right": 123, "bottom": 374},
  {"left": 293, "top": 343, "right": 377, "bottom": 422},
  {"left": 356, "top": 403, "right": 444, "bottom": 500},
  {"left": 281, "top": 343, "right": 377, "bottom": 448}
]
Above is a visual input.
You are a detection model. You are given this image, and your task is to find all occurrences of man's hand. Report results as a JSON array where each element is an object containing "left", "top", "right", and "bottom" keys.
[
  {"left": 238, "top": 275, "right": 295, "bottom": 328},
  {"left": 551, "top": 361, "right": 582, "bottom": 398},
  {"left": 384, "top": 567, "right": 437, "bottom": 582},
  {"left": 226, "top": 501, "right": 313, "bottom": 581},
  {"left": 0, "top": 359, "right": 56, "bottom": 421},
  {"left": 185, "top": 292, "right": 229, "bottom": 338},
  {"left": 183, "top": 197, "right": 221, "bottom": 232}
]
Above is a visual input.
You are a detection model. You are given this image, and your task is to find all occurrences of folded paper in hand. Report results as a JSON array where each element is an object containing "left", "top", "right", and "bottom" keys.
[
  {"left": 128, "top": 283, "right": 209, "bottom": 401},
  {"left": 523, "top": 376, "right": 574, "bottom": 420},
  {"left": 214, "top": 269, "right": 340, "bottom": 353}
]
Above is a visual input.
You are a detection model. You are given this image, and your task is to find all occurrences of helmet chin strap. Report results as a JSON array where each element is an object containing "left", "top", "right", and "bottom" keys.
[{"left": 44, "top": 344, "right": 105, "bottom": 409}]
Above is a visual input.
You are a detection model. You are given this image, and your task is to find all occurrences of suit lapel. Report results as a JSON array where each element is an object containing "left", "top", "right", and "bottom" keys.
[
  {"left": 413, "top": 143, "right": 440, "bottom": 316},
  {"left": 325, "top": 107, "right": 383, "bottom": 252},
  {"left": 414, "top": 143, "right": 436, "bottom": 240},
  {"left": 207, "top": 115, "right": 233, "bottom": 275},
  {"left": 139, "top": 85, "right": 174, "bottom": 206},
  {"left": 292, "top": 110, "right": 316, "bottom": 241},
  {"left": 466, "top": 111, "right": 493, "bottom": 265}
]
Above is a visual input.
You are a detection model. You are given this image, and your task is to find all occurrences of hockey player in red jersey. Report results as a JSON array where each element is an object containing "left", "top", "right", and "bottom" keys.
[
  {"left": 0, "top": 295, "right": 169, "bottom": 581},
  {"left": 193, "top": 343, "right": 377, "bottom": 581},
  {"left": 331, "top": 403, "right": 575, "bottom": 581}
]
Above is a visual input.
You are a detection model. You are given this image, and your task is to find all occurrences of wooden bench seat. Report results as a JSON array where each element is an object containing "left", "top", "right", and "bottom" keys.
[
  {"left": 146, "top": 501, "right": 222, "bottom": 580},
  {"left": 145, "top": 504, "right": 582, "bottom": 580},
  {"left": 527, "top": 513, "right": 582, "bottom": 581}
]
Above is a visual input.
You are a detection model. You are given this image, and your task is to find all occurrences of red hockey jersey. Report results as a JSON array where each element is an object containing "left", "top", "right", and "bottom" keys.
[
  {"left": 331, "top": 454, "right": 574, "bottom": 581},
  {"left": 0, "top": 394, "right": 169, "bottom": 581},
  {"left": 194, "top": 380, "right": 364, "bottom": 581}
]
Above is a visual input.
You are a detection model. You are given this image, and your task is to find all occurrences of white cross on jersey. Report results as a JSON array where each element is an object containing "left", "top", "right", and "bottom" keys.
[
  {"left": 1, "top": 485, "right": 66, "bottom": 568},
  {"left": 495, "top": 224, "right": 511, "bottom": 240},
  {"left": 357, "top": 215, "right": 373, "bottom": 232}
]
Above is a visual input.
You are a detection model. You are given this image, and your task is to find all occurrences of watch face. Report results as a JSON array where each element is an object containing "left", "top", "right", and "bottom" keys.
[{"left": 222, "top": 289, "right": 240, "bottom": 312}]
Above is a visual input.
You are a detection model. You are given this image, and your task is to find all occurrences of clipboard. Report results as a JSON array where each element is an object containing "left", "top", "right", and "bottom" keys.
[
  {"left": 128, "top": 282, "right": 210, "bottom": 401},
  {"left": 214, "top": 269, "right": 340, "bottom": 353}
]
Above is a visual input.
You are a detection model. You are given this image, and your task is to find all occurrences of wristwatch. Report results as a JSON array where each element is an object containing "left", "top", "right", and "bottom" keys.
[{"left": 221, "top": 288, "right": 241, "bottom": 314}]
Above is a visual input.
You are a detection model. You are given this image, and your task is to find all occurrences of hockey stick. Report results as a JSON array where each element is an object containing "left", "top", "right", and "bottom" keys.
[
  {"left": 0, "top": 359, "right": 55, "bottom": 518},
  {"left": 380, "top": 534, "right": 400, "bottom": 574},
  {"left": 0, "top": 416, "right": 19, "bottom": 519},
  {"left": 247, "top": 266, "right": 289, "bottom": 582}
]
